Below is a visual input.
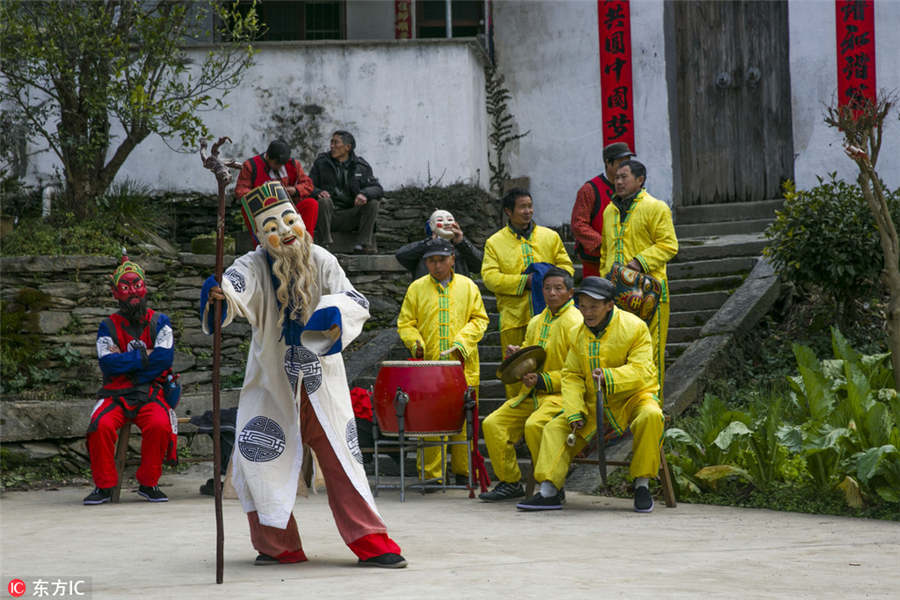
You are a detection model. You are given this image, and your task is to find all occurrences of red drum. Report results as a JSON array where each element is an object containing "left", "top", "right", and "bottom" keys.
[{"left": 374, "top": 360, "right": 467, "bottom": 436}]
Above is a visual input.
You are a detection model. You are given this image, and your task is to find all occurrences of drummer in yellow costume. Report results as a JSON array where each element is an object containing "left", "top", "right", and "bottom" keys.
[
  {"left": 598, "top": 160, "right": 677, "bottom": 398},
  {"left": 397, "top": 238, "right": 489, "bottom": 483},
  {"left": 482, "top": 188, "right": 574, "bottom": 400},
  {"left": 479, "top": 267, "right": 583, "bottom": 502},
  {"left": 519, "top": 277, "right": 663, "bottom": 513}
]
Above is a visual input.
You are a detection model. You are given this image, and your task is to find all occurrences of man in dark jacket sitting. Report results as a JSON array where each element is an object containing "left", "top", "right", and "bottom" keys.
[
  {"left": 310, "top": 130, "right": 383, "bottom": 254},
  {"left": 394, "top": 209, "right": 483, "bottom": 279}
]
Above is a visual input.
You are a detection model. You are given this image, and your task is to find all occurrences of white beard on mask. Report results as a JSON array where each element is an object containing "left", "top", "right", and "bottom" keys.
[{"left": 265, "top": 233, "right": 320, "bottom": 329}]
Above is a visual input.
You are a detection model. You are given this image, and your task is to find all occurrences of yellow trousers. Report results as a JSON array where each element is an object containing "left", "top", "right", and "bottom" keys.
[
  {"left": 417, "top": 432, "right": 469, "bottom": 480},
  {"left": 481, "top": 393, "right": 556, "bottom": 483},
  {"left": 523, "top": 396, "right": 564, "bottom": 467},
  {"left": 533, "top": 392, "right": 664, "bottom": 488},
  {"left": 499, "top": 326, "right": 527, "bottom": 400},
  {"left": 649, "top": 300, "right": 669, "bottom": 401}
]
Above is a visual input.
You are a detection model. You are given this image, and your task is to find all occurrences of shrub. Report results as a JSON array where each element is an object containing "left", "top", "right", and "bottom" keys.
[{"left": 763, "top": 174, "right": 900, "bottom": 317}]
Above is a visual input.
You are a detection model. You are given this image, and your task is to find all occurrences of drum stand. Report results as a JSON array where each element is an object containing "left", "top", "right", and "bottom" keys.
[{"left": 372, "top": 387, "right": 475, "bottom": 502}]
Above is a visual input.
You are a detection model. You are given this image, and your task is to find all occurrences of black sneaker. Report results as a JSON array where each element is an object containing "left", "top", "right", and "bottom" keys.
[
  {"left": 254, "top": 553, "right": 280, "bottom": 566},
  {"left": 83, "top": 487, "right": 112, "bottom": 505},
  {"left": 478, "top": 481, "right": 525, "bottom": 502},
  {"left": 516, "top": 492, "right": 563, "bottom": 511},
  {"left": 634, "top": 485, "right": 654, "bottom": 513},
  {"left": 358, "top": 553, "right": 408, "bottom": 569},
  {"left": 137, "top": 485, "right": 169, "bottom": 502}
]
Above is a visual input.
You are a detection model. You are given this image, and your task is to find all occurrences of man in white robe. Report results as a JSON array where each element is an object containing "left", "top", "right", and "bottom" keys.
[{"left": 202, "top": 181, "right": 406, "bottom": 568}]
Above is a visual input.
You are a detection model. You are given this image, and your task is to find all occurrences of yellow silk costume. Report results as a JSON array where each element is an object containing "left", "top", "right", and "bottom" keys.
[
  {"left": 598, "top": 189, "right": 677, "bottom": 397},
  {"left": 482, "top": 300, "right": 583, "bottom": 484},
  {"left": 397, "top": 272, "right": 489, "bottom": 480},
  {"left": 533, "top": 307, "right": 664, "bottom": 487},
  {"left": 482, "top": 224, "right": 574, "bottom": 399}
]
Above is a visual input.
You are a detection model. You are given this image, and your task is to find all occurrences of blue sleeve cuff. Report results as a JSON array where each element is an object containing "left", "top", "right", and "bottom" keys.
[
  {"left": 200, "top": 275, "right": 228, "bottom": 334},
  {"left": 303, "top": 306, "right": 343, "bottom": 355}
]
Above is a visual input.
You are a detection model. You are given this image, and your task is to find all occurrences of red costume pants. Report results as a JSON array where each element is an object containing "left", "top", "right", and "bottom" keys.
[
  {"left": 86, "top": 398, "right": 172, "bottom": 489},
  {"left": 246, "top": 389, "right": 401, "bottom": 562},
  {"left": 295, "top": 197, "right": 319, "bottom": 241},
  {"left": 582, "top": 260, "right": 601, "bottom": 278}
]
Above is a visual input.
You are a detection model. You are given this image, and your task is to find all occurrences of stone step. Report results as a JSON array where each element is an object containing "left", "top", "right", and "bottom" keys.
[
  {"left": 668, "top": 256, "right": 757, "bottom": 279},
  {"left": 671, "top": 233, "right": 768, "bottom": 263},
  {"left": 667, "top": 326, "right": 703, "bottom": 344},
  {"left": 669, "top": 309, "right": 717, "bottom": 328},
  {"left": 674, "top": 199, "right": 784, "bottom": 224},
  {"left": 675, "top": 218, "right": 773, "bottom": 239},
  {"left": 669, "top": 290, "right": 731, "bottom": 312},
  {"left": 668, "top": 275, "right": 745, "bottom": 294},
  {"left": 666, "top": 341, "right": 691, "bottom": 360}
]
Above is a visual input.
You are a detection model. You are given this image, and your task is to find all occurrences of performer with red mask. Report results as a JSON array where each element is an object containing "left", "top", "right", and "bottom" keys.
[
  {"left": 202, "top": 181, "right": 406, "bottom": 568},
  {"left": 84, "top": 255, "right": 178, "bottom": 505}
]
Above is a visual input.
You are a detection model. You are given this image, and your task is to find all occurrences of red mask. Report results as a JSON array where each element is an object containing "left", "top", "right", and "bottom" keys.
[{"left": 112, "top": 271, "right": 146, "bottom": 304}]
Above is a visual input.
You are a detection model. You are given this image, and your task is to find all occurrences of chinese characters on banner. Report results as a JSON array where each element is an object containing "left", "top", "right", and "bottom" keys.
[
  {"left": 597, "top": 0, "right": 635, "bottom": 151},
  {"left": 395, "top": 0, "right": 412, "bottom": 39},
  {"left": 835, "top": 0, "right": 876, "bottom": 109}
]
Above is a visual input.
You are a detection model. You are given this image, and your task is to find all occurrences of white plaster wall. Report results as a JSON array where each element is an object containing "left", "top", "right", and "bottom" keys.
[
  {"left": 22, "top": 40, "right": 488, "bottom": 195},
  {"left": 347, "top": 0, "right": 396, "bottom": 40},
  {"left": 789, "top": 0, "right": 900, "bottom": 191},
  {"left": 492, "top": 0, "right": 672, "bottom": 227}
]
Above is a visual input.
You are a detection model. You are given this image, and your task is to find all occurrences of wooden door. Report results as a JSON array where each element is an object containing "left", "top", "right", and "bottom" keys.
[{"left": 672, "top": 1, "right": 794, "bottom": 205}]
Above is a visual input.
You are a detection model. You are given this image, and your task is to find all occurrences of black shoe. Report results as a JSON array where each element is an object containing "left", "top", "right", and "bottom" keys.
[
  {"left": 137, "top": 485, "right": 169, "bottom": 502},
  {"left": 358, "top": 553, "right": 408, "bottom": 569},
  {"left": 559, "top": 487, "right": 566, "bottom": 504},
  {"left": 352, "top": 244, "right": 365, "bottom": 254},
  {"left": 83, "top": 487, "right": 112, "bottom": 505},
  {"left": 516, "top": 492, "right": 563, "bottom": 511},
  {"left": 634, "top": 485, "right": 654, "bottom": 513},
  {"left": 200, "top": 478, "right": 214, "bottom": 496},
  {"left": 479, "top": 481, "right": 525, "bottom": 502},
  {"left": 255, "top": 553, "right": 280, "bottom": 566},
  {"left": 454, "top": 473, "right": 470, "bottom": 486}
]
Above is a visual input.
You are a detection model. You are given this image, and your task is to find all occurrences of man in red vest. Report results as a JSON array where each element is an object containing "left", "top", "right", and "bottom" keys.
[
  {"left": 570, "top": 142, "right": 634, "bottom": 278},
  {"left": 235, "top": 139, "right": 318, "bottom": 238},
  {"left": 84, "top": 255, "right": 178, "bottom": 505}
]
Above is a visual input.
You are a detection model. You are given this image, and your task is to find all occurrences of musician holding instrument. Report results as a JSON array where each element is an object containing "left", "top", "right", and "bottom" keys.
[
  {"left": 479, "top": 267, "right": 582, "bottom": 502},
  {"left": 598, "top": 159, "right": 677, "bottom": 398},
  {"left": 397, "top": 237, "right": 489, "bottom": 484},
  {"left": 518, "top": 277, "right": 663, "bottom": 513}
]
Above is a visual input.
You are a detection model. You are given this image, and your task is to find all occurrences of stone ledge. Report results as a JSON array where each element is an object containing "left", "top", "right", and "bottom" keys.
[
  {"left": 700, "top": 258, "right": 779, "bottom": 337},
  {"left": 0, "top": 390, "right": 240, "bottom": 443}
]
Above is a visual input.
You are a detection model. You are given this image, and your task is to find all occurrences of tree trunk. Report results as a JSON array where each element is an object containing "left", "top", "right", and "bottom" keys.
[{"left": 858, "top": 171, "right": 900, "bottom": 390}]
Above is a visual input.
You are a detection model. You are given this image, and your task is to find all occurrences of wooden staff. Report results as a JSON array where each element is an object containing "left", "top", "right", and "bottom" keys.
[{"left": 200, "top": 136, "right": 240, "bottom": 584}]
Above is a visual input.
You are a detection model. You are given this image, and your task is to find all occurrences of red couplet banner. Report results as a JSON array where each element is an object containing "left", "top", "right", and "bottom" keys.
[
  {"left": 835, "top": 0, "right": 876, "bottom": 108},
  {"left": 597, "top": 0, "right": 635, "bottom": 152},
  {"left": 395, "top": 0, "right": 412, "bottom": 39}
]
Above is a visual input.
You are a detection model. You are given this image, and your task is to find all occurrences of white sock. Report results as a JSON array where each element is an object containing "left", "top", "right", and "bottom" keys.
[
  {"left": 635, "top": 477, "right": 649, "bottom": 489},
  {"left": 540, "top": 481, "right": 558, "bottom": 497}
]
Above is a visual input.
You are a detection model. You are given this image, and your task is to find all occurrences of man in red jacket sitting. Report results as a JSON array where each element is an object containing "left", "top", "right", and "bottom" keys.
[{"left": 235, "top": 139, "right": 319, "bottom": 238}]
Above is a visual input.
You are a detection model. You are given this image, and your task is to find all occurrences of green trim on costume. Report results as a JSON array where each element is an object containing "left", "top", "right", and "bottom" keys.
[
  {"left": 605, "top": 406, "right": 624, "bottom": 435},
  {"left": 636, "top": 254, "right": 650, "bottom": 273},
  {"left": 436, "top": 283, "right": 451, "bottom": 352},
  {"left": 515, "top": 274, "right": 527, "bottom": 296},
  {"left": 541, "top": 372, "right": 553, "bottom": 392},
  {"left": 452, "top": 340, "right": 468, "bottom": 359},
  {"left": 567, "top": 412, "right": 584, "bottom": 424}
]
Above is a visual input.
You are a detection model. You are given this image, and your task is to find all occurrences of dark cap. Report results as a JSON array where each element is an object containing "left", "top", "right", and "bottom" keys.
[
  {"left": 422, "top": 237, "right": 455, "bottom": 258},
  {"left": 266, "top": 139, "right": 291, "bottom": 164},
  {"left": 575, "top": 276, "right": 615, "bottom": 301},
  {"left": 603, "top": 142, "right": 634, "bottom": 163}
]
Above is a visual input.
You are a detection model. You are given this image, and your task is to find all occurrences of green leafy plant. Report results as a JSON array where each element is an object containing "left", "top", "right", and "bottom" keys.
[{"left": 763, "top": 175, "right": 900, "bottom": 322}]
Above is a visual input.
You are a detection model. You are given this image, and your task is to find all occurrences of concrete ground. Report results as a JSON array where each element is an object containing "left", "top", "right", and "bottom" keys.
[{"left": 2, "top": 464, "right": 899, "bottom": 599}]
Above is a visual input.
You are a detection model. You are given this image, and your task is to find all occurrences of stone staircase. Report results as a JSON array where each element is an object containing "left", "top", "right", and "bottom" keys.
[{"left": 349, "top": 199, "right": 783, "bottom": 480}]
